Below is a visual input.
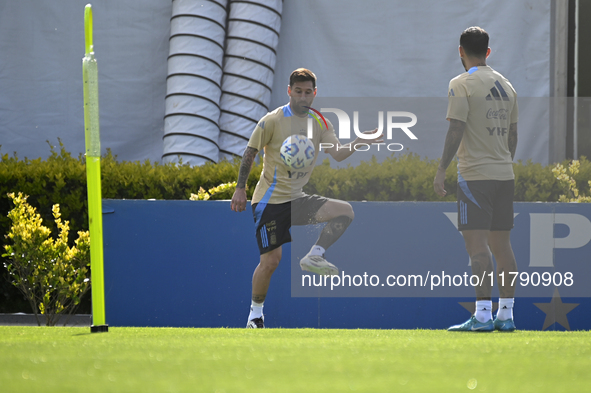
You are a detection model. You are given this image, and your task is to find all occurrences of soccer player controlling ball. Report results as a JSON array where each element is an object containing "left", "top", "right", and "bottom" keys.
[
  {"left": 434, "top": 27, "right": 519, "bottom": 332},
  {"left": 231, "top": 68, "right": 382, "bottom": 328}
]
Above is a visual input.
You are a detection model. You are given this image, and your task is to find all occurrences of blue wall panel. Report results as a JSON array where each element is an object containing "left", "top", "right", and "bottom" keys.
[{"left": 103, "top": 200, "right": 591, "bottom": 330}]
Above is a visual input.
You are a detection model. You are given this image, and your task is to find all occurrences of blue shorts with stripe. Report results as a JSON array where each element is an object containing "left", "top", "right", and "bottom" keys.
[
  {"left": 457, "top": 179, "right": 514, "bottom": 231},
  {"left": 251, "top": 194, "right": 328, "bottom": 255}
]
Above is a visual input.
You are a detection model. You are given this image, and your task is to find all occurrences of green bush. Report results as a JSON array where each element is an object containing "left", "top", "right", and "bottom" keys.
[
  {"left": 305, "top": 155, "right": 458, "bottom": 201},
  {"left": 0, "top": 140, "right": 262, "bottom": 241},
  {"left": 306, "top": 154, "right": 590, "bottom": 203},
  {"left": 3, "top": 192, "right": 90, "bottom": 325},
  {"left": 552, "top": 160, "right": 591, "bottom": 202},
  {"left": 189, "top": 182, "right": 238, "bottom": 201}
]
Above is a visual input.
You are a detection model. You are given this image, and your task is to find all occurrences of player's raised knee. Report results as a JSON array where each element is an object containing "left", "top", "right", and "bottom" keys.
[
  {"left": 344, "top": 202, "right": 354, "bottom": 220},
  {"left": 260, "top": 249, "right": 282, "bottom": 270}
]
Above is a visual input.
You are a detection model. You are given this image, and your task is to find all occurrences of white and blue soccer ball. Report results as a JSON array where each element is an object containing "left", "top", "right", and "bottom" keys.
[{"left": 280, "top": 135, "right": 315, "bottom": 170}]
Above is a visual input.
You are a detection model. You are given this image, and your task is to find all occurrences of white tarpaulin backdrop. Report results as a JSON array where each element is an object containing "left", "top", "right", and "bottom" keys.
[
  {"left": 0, "top": 0, "right": 551, "bottom": 164},
  {"left": 0, "top": 0, "right": 170, "bottom": 162},
  {"left": 270, "top": 0, "right": 551, "bottom": 166}
]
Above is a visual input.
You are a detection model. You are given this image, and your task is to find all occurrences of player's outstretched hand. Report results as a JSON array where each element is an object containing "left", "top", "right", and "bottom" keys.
[
  {"left": 358, "top": 128, "right": 384, "bottom": 145},
  {"left": 433, "top": 167, "right": 447, "bottom": 197},
  {"left": 231, "top": 188, "right": 247, "bottom": 212}
]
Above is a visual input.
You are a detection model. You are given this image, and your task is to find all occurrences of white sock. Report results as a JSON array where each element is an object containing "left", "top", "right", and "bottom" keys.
[
  {"left": 248, "top": 301, "right": 264, "bottom": 321},
  {"left": 309, "top": 245, "right": 326, "bottom": 256},
  {"left": 474, "top": 300, "right": 493, "bottom": 323},
  {"left": 497, "top": 298, "right": 514, "bottom": 321}
]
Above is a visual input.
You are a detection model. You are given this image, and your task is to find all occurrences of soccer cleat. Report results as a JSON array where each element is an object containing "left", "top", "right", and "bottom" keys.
[
  {"left": 246, "top": 317, "right": 264, "bottom": 329},
  {"left": 448, "top": 315, "right": 494, "bottom": 332},
  {"left": 493, "top": 317, "right": 516, "bottom": 332},
  {"left": 300, "top": 254, "right": 339, "bottom": 276}
]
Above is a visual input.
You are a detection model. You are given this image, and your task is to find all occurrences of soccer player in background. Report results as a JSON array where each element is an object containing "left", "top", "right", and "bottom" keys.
[
  {"left": 231, "top": 68, "right": 382, "bottom": 328},
  {"left": 433, "top": 27, "right": 519, "bottom": 332}
]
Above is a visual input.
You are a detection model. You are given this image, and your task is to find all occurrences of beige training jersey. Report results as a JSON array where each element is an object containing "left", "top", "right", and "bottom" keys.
[
  {"left": 248, "top": 104, "right": 339, "bottom": 204},
  {"left": 446, "top": 66, "right": 518, "bottom": 181}
]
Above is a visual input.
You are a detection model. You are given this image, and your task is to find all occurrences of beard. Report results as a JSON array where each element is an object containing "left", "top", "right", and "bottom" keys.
[
  {"left": 292, "top": 100, "right": 312, "bottom": 115},
  {"left": 460, "top": 57, "right": 467, "bottom": 71}
]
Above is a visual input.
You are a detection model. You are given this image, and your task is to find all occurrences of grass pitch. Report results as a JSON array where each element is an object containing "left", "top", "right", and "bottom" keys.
[{"left": 0, "top": 327, "right": 589, "bottom": 392}]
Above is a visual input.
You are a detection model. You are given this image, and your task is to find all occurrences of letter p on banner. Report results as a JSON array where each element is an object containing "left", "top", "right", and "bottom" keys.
[{"left": 529, "top": 213, "right": 591, "bottom": 267}]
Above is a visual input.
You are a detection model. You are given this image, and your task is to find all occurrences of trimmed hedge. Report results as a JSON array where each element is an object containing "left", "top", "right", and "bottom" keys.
[
  {"left": 306, "top": 154, "right": 590, "bottom": 203},
  {"left": 0, "top": 141, "right": 262, "bottom": 242},
  {"left": 1, "top": 140, "right": 590, "bottom": 312}
]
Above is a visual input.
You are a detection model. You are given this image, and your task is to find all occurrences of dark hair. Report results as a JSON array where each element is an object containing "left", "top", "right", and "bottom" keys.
[
  {"left": 460, "top": 26, "right": 489, "bottom": 58},
  {"left": 289, "top": 68, "right": 316, "bottom": 88}
]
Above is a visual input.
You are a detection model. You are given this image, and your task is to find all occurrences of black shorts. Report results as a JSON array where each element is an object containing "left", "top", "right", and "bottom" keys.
[
  {"left": 457, "top": 179, "right": 514, "bottom": 231},
  {"left": 252, "top": 194, "right": 328, "bottom": 255}
]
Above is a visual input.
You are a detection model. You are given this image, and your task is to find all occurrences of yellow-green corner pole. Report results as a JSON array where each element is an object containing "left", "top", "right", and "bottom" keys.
[{"left": 83, "top": 4, "right": 108, "bottom": 333}]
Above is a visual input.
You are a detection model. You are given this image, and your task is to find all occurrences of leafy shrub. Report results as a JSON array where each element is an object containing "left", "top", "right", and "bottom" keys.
[
  {"left": 189, "top": 182, "right": 238, "bottom": 201},
  {"left": 305, "top": 154, "right": 458, "bottom": 201},
  {"left": 305, "top": 154, "right": 591, "bottom": 203},
  {"left": 552, "top": 160, "right": 591, "bottom": 202},
  {"left": 2, "top": 192, "right": 90, "bottom": 325}
]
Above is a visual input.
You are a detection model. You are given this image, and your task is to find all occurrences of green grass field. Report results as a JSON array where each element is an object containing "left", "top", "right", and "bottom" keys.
[{"left": 0, "top": 326, "right": 589, "bottom": 392}]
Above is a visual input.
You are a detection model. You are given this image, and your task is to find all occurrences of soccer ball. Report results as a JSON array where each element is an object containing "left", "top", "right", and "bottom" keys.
[{"left": 279, "top": 135, "right": 315, "bottom": 170}]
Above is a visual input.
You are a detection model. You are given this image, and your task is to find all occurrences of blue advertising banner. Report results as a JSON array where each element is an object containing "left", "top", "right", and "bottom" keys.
[
  {"left": 102, "top": 200, "right": 590, "bottom": 331},
  {"left": 291, "top": 202, "right": 591, "bottom": 298}
]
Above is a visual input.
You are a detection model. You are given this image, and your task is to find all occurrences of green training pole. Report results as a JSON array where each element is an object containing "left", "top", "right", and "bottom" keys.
[{"left": 83, "top": 4, "right": 108, "bottom": 333}]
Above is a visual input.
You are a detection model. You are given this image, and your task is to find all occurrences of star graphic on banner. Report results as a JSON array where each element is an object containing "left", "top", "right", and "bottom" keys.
[
  {"left": 459, "top": 302, "right": 499, "bottom": 314},
  {"left": 534, "top": 288, "right": 579, "bottom": 331}
]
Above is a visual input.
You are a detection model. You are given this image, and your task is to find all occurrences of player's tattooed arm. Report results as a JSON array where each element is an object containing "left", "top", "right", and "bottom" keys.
[
  {"left": 508, "top": 123, "right": 518, "bottom": 160},
  {"left": 232, "top": 146, "right": 258, "bottom": 212},
  {"left": 438, "top": 119, "right": 466, "bottom": 170},
  {"left": 237, "top": 146, "right": 258, "bottom": 189},
  {"left": 434, "top": 119, "right": 465, "bottom": 197}
]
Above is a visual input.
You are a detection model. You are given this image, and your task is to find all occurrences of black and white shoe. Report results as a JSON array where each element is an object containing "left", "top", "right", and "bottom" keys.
[
  {"left": 300, "top": 254, "right": 339, "bottom": 276},
  {"left": 246, "top": 317, "right": 264, "bottom": 329}
]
